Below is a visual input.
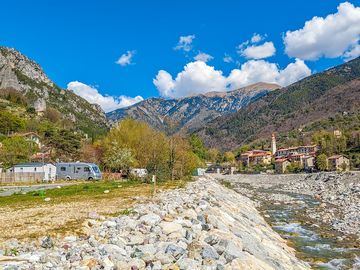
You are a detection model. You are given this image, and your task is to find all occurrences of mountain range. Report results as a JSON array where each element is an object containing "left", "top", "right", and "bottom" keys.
[
  {"left": 195, "top": 57, "right": 360, "bottom": 150},
  {"left": 107, "top": 82, "right": 280, "bottom": 133},
  {"left": 1, "top": 47, "right": 359, "bottom": 152}
]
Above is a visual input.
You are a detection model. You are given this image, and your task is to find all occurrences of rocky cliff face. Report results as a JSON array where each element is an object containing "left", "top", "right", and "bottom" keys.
[
  {"left": 0, "top": 47, "right": 108, "bottom": 135},
  {"left": 107, "top": 82, "right": 280, "bottom": 133}
]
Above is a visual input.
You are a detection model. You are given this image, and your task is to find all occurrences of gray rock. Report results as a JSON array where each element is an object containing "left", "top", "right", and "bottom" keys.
[
  {"left": 41, "top": 236, "right": 53, "bottom": 249},
  {"left": 165, "top": 244, "right": 186, "bottom": 260},
  {"left": 201, "top": 245, "right": 219, "bottom": 260},
  {"left": 177, "top": 258, "right": 201, "bottom": 269},
  {"left": 139, "top": 213, "right": 161, "bottom": 226}
]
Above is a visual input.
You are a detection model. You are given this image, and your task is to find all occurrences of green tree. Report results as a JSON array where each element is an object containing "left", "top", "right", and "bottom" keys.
[
  {"left": 189, "top": 134, "right": 208, "bottom": 160},
  {"left": 0, "top": 137, "right": 38, "bottom": 167},
  {"left": 46, "top": 129, "right": 81, "bottom": 161},
  {"left": 0, "top": 111, "right": 26, "bottom": 135},
  {"left": 207, "top": 148, "right": 220, "bottom": 163},
  {"left": 316, "top": 154, "right": 328, "bottom": 171},
  {"left": 103, "top": 142, "right": 135, "bottom": 171},
  {"left": 101, "top": 119, "right": 199, "bottom": 180},
  {"left": 223, "top": 151, "right": 235, "bottom": 163}
]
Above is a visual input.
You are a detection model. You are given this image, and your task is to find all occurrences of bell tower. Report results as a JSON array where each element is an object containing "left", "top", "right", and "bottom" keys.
[{"left": 271, "top": 133, "right": 277, "bottom": 155}]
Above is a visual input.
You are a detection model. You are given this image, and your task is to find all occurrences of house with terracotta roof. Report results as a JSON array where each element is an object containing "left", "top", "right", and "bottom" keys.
[
  {"left": 274, "top": 158, "right": 291, "bottom": 173},
  {"left": 328, "top": 155, "right": 350, "bottom": 171},
  {"left": 239, "top": 150, "right": 272, "bottom": 167}
]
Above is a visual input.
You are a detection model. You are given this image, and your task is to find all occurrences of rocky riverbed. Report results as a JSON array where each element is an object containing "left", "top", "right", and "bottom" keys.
[
  {"left": 0, "top": 177, "right": 309, "bottom": 270},
  {"left": 216, "top": 172, "right": 360, "bottom": 269},
  {"left": 283, "top": 172, "right": 360, "bottom": 239}
]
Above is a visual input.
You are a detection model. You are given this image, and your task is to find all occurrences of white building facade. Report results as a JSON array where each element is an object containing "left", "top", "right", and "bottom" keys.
[{"left": 10, "top": 163, "right": 56, "bottom": 181}]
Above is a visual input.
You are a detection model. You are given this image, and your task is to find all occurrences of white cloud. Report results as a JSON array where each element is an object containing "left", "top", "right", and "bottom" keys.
[
  {"left": 153, "top": 60, "right": 311, "bottom": 98},
  {"left": 174, "top": 35, "right": 195, "bottom": 52},
  {"left": 116, "top": 50, "right": 136, "bottom": 66},
  {"left": 194, "top": 52, "right": 213, "bottom": 62},
  {"left": 276, "top": 59, "right": 312, "bottom": 87},
  {"left": 251, "top": 33, "right": 264, "bottom": 43},
  {"left": 284, "top": 2, "right": 360, "bottom": 60},
  {"left": 343, "top": 43, "right": 360, "bottom": 60},
  {"left": 240, "top": 41, "right": 276, "bottom": 59},
  {"left": 67, "top": 81, "right": 143, "bottom": 112},
  {"left": 223, "top": 54, "right": 234, "bottom": 63},
  {"left": 154, "top": 61, "right": 227, "bottom": 98}
]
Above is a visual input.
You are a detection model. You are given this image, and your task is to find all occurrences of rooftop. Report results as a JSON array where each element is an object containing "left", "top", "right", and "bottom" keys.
[{"left": 14, "top": 162, "right": 52, "bottom": 167}]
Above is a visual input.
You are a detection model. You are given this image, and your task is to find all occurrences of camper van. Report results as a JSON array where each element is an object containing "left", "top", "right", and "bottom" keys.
[{"left": 56, "top": 162, "right": 102, "bottom": 180}]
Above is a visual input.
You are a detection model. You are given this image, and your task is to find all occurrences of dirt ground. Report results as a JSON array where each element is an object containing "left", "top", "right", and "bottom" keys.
[{"left": 0, "top": 181, "right": 183, "bottom": 242}]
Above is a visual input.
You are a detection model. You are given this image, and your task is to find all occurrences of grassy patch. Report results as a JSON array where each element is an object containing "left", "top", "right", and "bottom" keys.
[{"left": 0, "top": 179, "right": 188, "bottom": 208}]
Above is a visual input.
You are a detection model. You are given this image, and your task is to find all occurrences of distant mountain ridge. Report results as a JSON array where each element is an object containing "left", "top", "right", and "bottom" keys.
[
  {"left": 195, "top": 57, "right": 360, "bottom": 151},
  {"left": 107, "top": 82, "right": 280, "bottom": 133},
  {"left": 0, "top": 47, "right": 108, "bottom": 136}
]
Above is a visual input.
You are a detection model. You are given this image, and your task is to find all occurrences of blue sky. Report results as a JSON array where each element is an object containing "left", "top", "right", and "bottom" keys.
[{"left": 1, "top": 0, "right": 360, "bottom": 112}]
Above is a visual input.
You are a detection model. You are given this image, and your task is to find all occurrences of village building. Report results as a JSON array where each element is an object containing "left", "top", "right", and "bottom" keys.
[
  {"left": 327, "top": 155, "right": 350, "bottom": 171},
  {"left": 10, "top": 132, "right": 42, "bottom": 148},
  {"left": 303, "top": 156, "right": 315, "bottom": 172},
  {"left": 8, "top": 162, "right": 56, "bottom": 181},
  {"left": 274, "top": 158, "right": 291, "bottom": 174},
  {"left": 240, "top": 150, "right": 272, "bottom": 167},
  {"left": 275, "top": 145, "right": 318, "bottom": 158}
]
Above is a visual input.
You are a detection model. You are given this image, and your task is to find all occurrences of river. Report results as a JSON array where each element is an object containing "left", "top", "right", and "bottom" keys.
[{"left": 230, "top": 182, "right": 360, "bottom": 269}]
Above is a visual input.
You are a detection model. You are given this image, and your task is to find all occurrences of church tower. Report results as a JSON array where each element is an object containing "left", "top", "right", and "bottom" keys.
[{"left": 271, "top": 133, "right": 277, "bottom": 155}]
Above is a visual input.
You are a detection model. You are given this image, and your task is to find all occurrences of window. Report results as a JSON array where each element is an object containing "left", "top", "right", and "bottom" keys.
[
  {"left": 61, "top": 167, "right": 66, "bottom": 171},
  {"left": 84, "top": 167, "right": 90, "bottom": 172}
]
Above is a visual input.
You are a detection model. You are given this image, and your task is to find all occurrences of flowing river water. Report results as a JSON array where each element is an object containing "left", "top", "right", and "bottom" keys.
[{"left": 230, "top": 183, "right": 360, "bottom": 269}]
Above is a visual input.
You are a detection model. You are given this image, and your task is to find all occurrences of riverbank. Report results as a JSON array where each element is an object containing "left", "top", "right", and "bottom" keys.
[
  {"left": 0, "top": 177, "right": 309, "bottom": 269},
  {"left": 215, "top": 172, "right": 360, "bottom": 269}
]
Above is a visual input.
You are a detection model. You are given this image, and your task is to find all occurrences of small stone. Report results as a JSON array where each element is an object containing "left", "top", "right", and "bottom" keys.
[
  {"left": 103, "top": 190, "right": 110, "bottom": 194},
  {"left": 160, "top": 222, "right": 183, "bottom": 235},
  {"left": 103, "top": 220, "right": 117, "bottom": 228},
  {"left": 139, "top": 213, "right": 161, "bottom": 226},
  {"left": 204, "top": 235, "right": 219, "bottom": 246},
  {"left": 165, "top": 244, "right": 186, "bottom": 260},
  {"left": 201, "top": 245, "right": 219, "bottom": 260},
  {"left": 41, "top": 236, "right": 53, "bottom": 248},
  {"left": 103, "top": 257, "right": 114, "bottom": 269},
  {"left": 44, "top": 197, "right": 51, "bottom": 202},
  {"left": 88, "top": 211, "right": 100, "bottom": 219},
  {"left": 64, "top": 235, "right": 77, "bottom": 242}
]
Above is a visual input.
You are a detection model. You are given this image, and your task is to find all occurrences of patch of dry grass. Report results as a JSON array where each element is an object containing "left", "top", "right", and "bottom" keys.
[{"left": 0, "top": 180, "right": 186, "bottom": 241}]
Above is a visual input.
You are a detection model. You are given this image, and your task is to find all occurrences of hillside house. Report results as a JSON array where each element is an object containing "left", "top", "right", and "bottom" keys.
[
  {"left": 240, "top": 150, "right": 272, "bottom": 166},
  {"left": 8, "top": 162, "right": 56, "bottom": 181},
  {"left": 327, "top": 155, "right": 350, "bottom": 171},
  {"left": 274, "top": 159, "right": 291, "bottom": 173},
  {"left": 11, "top": 132, "right": 42, "bottom": 148}
]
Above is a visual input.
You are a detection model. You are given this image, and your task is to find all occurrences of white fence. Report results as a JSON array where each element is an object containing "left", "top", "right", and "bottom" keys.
[{"left": 0, "top": 172, "right": 45, "bottom": 184}]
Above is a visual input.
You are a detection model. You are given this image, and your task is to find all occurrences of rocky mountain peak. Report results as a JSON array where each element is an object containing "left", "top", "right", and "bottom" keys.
[
  {"left": 107, "top": 82, "right": 279, "bottom": 134},
  {"left": 0, "top": 46, "right": 109, "bottom": 135},
  {"left": 0, "top": 47, "right": 53, "bottom": 91}
]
